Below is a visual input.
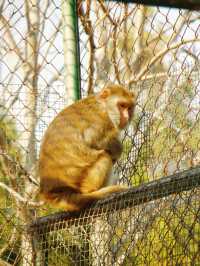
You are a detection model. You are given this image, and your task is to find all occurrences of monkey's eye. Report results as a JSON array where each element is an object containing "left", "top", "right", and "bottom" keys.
[{"left": 119, "top": 103, "right": 127, "bottom": 109}]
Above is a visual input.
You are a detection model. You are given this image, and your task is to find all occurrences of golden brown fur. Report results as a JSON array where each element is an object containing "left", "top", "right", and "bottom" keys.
[{"left": 39, "top": 84, "right": 135, "bottom": 211}]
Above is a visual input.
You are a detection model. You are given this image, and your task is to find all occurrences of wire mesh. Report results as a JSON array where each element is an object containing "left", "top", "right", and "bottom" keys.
[
  {"left": 31, "top": 166, "right": 200, "bottom": 265},
  {"left": 78, "top": 1, "right": 200, "bottom": 185},
  {"left": 0, "top": 0, "right": 200, "bottom": 265}
]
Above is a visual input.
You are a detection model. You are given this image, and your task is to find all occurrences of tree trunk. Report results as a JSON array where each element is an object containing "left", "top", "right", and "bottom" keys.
[{"left": 21, "top": 1, "right": 39, "bottom": 265}]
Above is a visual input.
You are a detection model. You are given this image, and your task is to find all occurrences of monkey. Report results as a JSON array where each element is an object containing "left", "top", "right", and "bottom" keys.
[{"left": 39, "top": 84, "right": 135, "bottom": 211}]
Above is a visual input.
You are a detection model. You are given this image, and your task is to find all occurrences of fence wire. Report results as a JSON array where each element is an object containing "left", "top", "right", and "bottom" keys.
[
  {"left": 31, "top": 167, "right": 200, "bottom": 265},
  {"left": 0, "top": 0, "right": 200, "bottom": 265}
]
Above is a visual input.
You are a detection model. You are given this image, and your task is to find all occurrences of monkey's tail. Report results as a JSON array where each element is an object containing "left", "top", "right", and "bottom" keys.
[{"left": 41, "top": 185, "right": 127, "bottom": 212}]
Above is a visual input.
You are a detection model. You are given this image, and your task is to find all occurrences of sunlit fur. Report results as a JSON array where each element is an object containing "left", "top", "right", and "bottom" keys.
[{"left": 39, "top": 84, "right": 135, "bottom": 211}]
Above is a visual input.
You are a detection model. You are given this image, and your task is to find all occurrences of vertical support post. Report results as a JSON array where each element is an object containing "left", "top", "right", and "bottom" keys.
[{"left": 62, "top": 0, "right": 81, "bottom": 104}]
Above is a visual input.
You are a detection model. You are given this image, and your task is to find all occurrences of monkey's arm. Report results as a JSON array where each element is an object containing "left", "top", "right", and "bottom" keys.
[{"left": 83, "top": 130, "right": 122, "bottom": 163}]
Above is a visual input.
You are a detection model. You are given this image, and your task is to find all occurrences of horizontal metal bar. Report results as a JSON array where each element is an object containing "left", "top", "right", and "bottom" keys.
[
  {"left": 107, "top": 0, "right": 200, "bottom": 10},
  {"left": 30, "top": 165, "right": 200, "bottom": 232}
]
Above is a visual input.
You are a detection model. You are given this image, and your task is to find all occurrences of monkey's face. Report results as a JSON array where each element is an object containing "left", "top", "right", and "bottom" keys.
[
  {"left": 98, "top": 84, "right": 135, "bottom": 130},
  {"left": 117, "top": 101, "right": 135, "bottom": 129}
]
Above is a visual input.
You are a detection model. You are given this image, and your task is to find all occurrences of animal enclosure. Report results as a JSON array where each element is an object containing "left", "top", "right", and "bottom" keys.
[{"left": 0, "top": 0, "right": 200, "bottom": 265}]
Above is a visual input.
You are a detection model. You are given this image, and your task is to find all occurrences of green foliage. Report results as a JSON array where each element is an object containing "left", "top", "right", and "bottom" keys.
[
  {"left": 0, "top": 124, "right": 18, "bottom": 157},
  {"left": 0, "top": 106, "right": 23, "bottom": 264},
  {"left": 130, "top": 202, "right": 199, "bottom": 265},
  {"left": 41, "top": 225, "right": 91, "bottom": 265},
  {"left": 120, "top": 136, "right": 149, "bottom": 186},
  {"left": 0, "top": 107, "right": 22, "bottom": 203}
]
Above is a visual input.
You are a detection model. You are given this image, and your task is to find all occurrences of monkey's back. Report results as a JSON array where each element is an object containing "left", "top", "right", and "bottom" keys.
[{"left": 39, "top": 96, "right": 116, "bottom": 194}]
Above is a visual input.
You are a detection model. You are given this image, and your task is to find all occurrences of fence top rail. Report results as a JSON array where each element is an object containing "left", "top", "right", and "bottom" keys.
[
  {"left": 110, "top": 0, "right": 200, "bottom": 10},
  {"left": 29, "top": 165, "right": 200, "bottom": 233}
]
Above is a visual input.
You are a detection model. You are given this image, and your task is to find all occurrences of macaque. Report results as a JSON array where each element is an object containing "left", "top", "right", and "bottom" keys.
[{"left": 39, "top": 84, "right": 135, "bottom": 211}]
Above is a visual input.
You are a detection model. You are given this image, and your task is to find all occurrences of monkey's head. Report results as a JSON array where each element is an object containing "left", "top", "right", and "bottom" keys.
[{"left": 98, "top": 84, "right": 136, "bottom": 130}]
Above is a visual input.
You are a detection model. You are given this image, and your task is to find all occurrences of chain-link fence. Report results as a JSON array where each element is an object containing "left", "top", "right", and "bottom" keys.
[
  {"left": 0, "top": 0, "right": 200, "bottom": 265},
  {"left": 31, "top": 167, "right": 200, "bottom": 265}
]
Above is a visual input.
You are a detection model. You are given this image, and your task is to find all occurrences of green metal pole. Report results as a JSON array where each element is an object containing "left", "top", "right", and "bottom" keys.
[{"left": 62, "top": 0, "right": 81, "bottom": 104}]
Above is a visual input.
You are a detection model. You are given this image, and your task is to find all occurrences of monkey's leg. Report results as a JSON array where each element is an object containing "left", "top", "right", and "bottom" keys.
[
  {"left": 40, "top": 152, "right": 127, "bottom": 211},
  {"left": 79, "top": 152, "right": 113, "bottom": 194},
  {"left": 79, "top": 151, "right": 128, "bottom": 198},
  {"left": 41, "top": 184, "right": 128, "bottom": 212},
  {"left": 83, "top": 185, "right": 128, "bottom": 200}
]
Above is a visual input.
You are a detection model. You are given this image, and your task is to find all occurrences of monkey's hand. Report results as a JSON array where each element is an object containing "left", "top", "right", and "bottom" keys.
[{"left": 105, "top": 138, "right": 123, "bottom": 163}]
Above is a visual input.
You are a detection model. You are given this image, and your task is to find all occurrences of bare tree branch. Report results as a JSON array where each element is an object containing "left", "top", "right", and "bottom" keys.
[
  {"left": 112, "top": 24, "right": 121, "bottom": 84},
  {"left": 120, "top": 5, "right": 138, "bottom": 25},
  {"left": 0, "top": 15, "right": 25, "bottom": 63},
  {"left": 169, "top": 10, "right": 191, "bottom": 44},
  {"left": 0, "top": 64, "right": 32, "bottom": 121},
  {"left": 38, "top": 20, "right": 62, "bottom": 72},
  {"left": 0, "top": 227, "right": 18, "bottom": 257},
  {"left": 123, "top": 4, "right": 132, "bottom": 74},
  {"left": 128, "top": 38, "right": 200, "bottom": 85},
  {"left": 0, "top": 258, "right": 12, "bottom": 266},
  {"left": 182, "top": 48, "right": 200, "bottom": 65},
  {"left": 36, "top": 66, "right": 64, "bottom": 120},
  {"left": 79, "top": 1, "right": 95, "bottom": 94},
  {"left": 148, "top": 10, "right": 191, "bottom": 47},
  {"left": 99, "top": 0, "right": 116, "bottom": 26},
  {"left": 0, "top": 0, "right": 5, "bottom": 15},
  {"left": 0, "top": 182, "right": 43, "bottom": 207},
  {"left": 0, "top": 151, "right": 39, "bottom": 187},
  {"left": 37, "top": 0, "right": 50, "bottom": 48}
]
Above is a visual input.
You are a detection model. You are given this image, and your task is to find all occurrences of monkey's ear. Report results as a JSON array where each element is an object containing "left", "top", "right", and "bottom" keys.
[{"left": 99, "top": 88, "right": 110, "bottom": 99}]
